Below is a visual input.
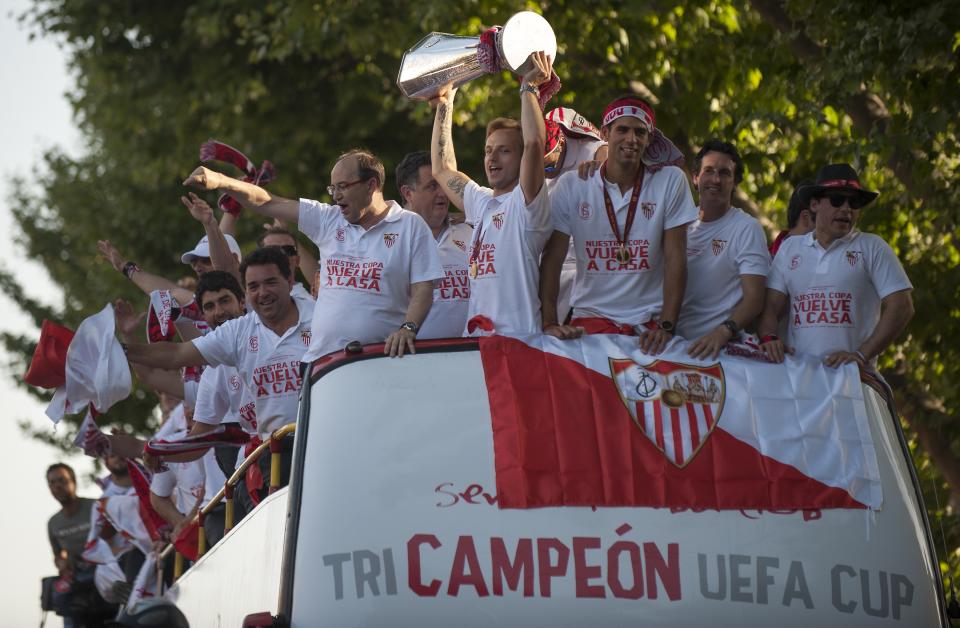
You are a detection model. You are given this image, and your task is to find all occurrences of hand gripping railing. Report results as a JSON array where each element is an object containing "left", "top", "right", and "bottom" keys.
[{"left": 157, "top": 423, "right": 296, "bottom": 584}]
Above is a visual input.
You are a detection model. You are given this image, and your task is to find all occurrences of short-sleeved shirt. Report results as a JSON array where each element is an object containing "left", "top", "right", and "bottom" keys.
[
  {"left": 193, "top": 364, "right": 244, "bottom": 429},
  {"left": 150, "top": 453, "right": 224, "bottom": 513},
  {"left": 192, "top": 296, "right": 313, "bottom": 437},
  {"left": 419, "top": 221, "right": 473, "bottom": 339},
  {"left": 767, "top": 230, "right": 913, "bottom": 362},
  {"left": 48, "top": 498, "right": 95, "bottom": 566},
  {"left": 299, "top": 199, "right": 443, "bottom": 360},
  {"left": 551, "top": 165, "right": 698, "bottom": 326},
  {"left": 462, "top": 181, "right": 552, "bottom": 334},
  {"left": 678, "top": 207, "right": 771, "bottom": 339}
]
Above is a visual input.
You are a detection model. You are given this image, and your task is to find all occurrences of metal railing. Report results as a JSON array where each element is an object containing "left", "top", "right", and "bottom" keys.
[{"left": 157, "top": 423, "right": 296, "bottom": 584}]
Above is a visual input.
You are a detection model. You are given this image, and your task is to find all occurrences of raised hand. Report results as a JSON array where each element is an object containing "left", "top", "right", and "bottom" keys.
[
  {"left": 181, "top": 192, "right": 216, "bottom": 225},
  {"left": 113, "top": 298, "right": 144, "bottom": 339},
  {"left": 522, "top": 50, "right": 553, "bottom": 87},
  {"left": 182, "top": 166, "right": 223, "bottom": 190},
  {"left": 429, "top": 85, "right": 458, "bottom": 110},
  {"left": 97, "top": 239, "right": 126, "bottom": 273}
]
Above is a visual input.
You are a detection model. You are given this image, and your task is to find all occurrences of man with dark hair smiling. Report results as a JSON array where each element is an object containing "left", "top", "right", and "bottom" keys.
[
  {"left": 183, "top": 149, "right": 442, "bottom": 358},
  {"left": 540, "top": 93, "right": 697, "bottom": 354},
  {"left": 678, "top": 139, "right": 769, "bottom": 359},
  {"left": 757, "top": 163, "right": 914, "bottom": 368},
  {"left": 396, "top": 150, "right": 472, "bottom": 338}
]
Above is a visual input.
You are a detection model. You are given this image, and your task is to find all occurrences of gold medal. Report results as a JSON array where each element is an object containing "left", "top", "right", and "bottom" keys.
[
  {"left": 616, "top": 244, "right": 631, "bottom": 264},
  {"left": 469, "top": 260, "right": 479, "bottom": 278}
]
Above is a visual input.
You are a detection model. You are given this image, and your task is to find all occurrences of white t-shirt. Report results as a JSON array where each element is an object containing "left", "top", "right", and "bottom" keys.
[
  {"left": 462, "top": 181, "right": 552, "bottom": 334},
  {"left": 299, "top": 200, "right": 443, "bottom": 360},
  {"left": 551, "top": 165, "right": 698, "bottom": 326},
  {"left": 419, "top": 221, "right": 473, "bottom": 339},
  {"left": 767, "top": 230, "right": 912, "bottom": 362},
  {"left": 678, "top": 207, "right": 770, "bottom": 339},
  {"left": 192, "top": 296, "right": 313, "bottom": 437},
  {"left": 151, "top": 453, "right": 224, "bottom": 514},
  {"left": 193, "top": 364, "right": 246, "bottom": 429}
]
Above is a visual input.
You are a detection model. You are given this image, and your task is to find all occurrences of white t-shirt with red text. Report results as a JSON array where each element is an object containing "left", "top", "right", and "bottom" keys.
[
  {"left": 298, "top": 200, "right": 443, "bottom": 360},
  {"left": 462, "top": 181, "right": 551, "bottom": 335},
  {"left": 419, "top": 221, "right": 473, "bottom": 339},
  {"left": 678, "top": 207, "right": 770, "bottom": 339},
  {"left": 767, "top": 230, "right": 912, "bottom": 362},
  {"left": 551, "top": 165, "right": 697, "bottom": 326},
  {"left": 192, "top": 296, "right": 313, "bottom": 438}
]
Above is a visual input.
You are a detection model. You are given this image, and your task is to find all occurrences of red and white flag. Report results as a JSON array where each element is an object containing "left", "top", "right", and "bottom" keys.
[{"left": 480, "top": 334, "right": 881, "bottom": 511}]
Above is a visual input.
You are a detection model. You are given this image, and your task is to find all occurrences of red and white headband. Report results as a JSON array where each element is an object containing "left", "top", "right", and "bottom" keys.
[{"left": 602, "top": 98, "right": 656, "bottom": 130}]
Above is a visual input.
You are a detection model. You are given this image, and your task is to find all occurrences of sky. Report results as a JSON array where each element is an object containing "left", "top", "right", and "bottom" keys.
[{"left": 0, "top": 1, "right": 98, "bottom": 626}]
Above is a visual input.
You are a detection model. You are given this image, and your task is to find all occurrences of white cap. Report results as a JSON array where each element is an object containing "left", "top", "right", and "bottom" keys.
[{"left": 181, "top": 234, "right": 242, "bottom": 264}]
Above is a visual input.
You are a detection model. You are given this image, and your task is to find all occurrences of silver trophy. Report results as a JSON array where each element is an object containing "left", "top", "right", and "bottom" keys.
[{"left": 397, "top": 11, "right": 557, "bottom": 101}]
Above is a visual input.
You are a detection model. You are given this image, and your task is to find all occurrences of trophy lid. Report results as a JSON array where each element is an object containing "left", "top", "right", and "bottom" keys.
[{"left": 498, "top": 11, "right": 558, "bottom": 74}]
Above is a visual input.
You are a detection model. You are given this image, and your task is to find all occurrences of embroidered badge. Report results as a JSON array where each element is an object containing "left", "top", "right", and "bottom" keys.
[
  {"left": 641, "top": 202, "right": 656, "bottom": 219},
  {"left": 336, "top": 228, "right": 345, "bottom": 242},
  {"left": 453, "top": 239, "right": 466, "bottom": 251},
  {"left": 492, "top": 212, "right": 505, "bottom": 230},
  {"left": 578, "top": 202, "right": 592, "bottom": 220},
  {"left": 383, "top": 233, "right": 398, "bottom": 248},
  {"left": 711, "top": 239, "right": 727, "bottom": 255},
  {"left": 845, "top": 250, "right": 861, "bottom": 266},
  {"left": 301, "top": 330, "right": 312, "bottom": 347},
  {"left": 249, "top": 336, "right": 259, "bottom": 352},
  {"left": 789, "top": 254, "right": 802, "bottom": 270}
]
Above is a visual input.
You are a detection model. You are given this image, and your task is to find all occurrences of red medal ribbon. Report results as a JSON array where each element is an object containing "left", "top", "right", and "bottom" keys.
[
  {"left": 468, "top": 221, "right": 487, "bottom": 274},
  {"left": 599, "top": 162, "right": 646, "bottom": 261}
]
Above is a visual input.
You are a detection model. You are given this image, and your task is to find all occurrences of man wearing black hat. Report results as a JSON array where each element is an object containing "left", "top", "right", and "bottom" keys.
[{"left": 757, "top": 164, "right": 914, "bottom": 368}]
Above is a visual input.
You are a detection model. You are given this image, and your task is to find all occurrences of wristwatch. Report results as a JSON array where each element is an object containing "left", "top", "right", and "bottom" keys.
[
  {"left": 658, "top": 320, "right": 675, "bottom": 335},
  {"left": 520, "top": 83, "right": 540, "bottom": 97},
  {"left": 721, "top": 319, "right": 740, "bottom": 338},
  {"left": 400, "top": 321, "right": 419, "bottom": 335}
]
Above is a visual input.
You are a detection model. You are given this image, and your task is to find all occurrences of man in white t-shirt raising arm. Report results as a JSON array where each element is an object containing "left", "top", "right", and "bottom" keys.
[
  {"left": 757, "top": 163, "right": 914, "bottom": 368},
  {"left": 429, "top": 51, "right": 554, "bottom": 335},
  {"left": 183, "top": 150, "right": 442, "bottom": 359},
  {"left": 539, "top": 94, "right": 698, "bottom": 354},
  {"left": 396, "top": 150, "right": 473, "bottom": 338},
  {"left": 678, "top": 140, "right": 770, "bottom": 359}
]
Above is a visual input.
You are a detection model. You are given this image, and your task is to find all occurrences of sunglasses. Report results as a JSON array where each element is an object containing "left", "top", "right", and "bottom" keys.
[
  {"left": 280, "top": 245, "right": 298, "bottom": 257},
  {"left": 823, "top": 194, "right": 865, "bottom": 210}
]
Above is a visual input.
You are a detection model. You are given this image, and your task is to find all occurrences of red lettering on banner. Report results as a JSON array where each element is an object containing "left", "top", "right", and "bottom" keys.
[
  {"left": 447, "top": 536, "right": 489, "bottom": 597},
  {"left": 607, "top": 540, "right": 644, "bottom": 599},
  {"left": 490, "top": 537, "right": 534, "bottom": 596},
  {"left": 573, "top": 537, "right": 606, "bottom": 598},
  {"left": 537, "top": 538, "right": 570, "bottom": 597},
  {"left": 434, "top": 482, "right": 497, "bottom": 507},
  {"left": 644, "top": 542, "right": 681, "bottom": 600},
  {"left": 407, "top": 534, "right": 441, "bottom": 596}
]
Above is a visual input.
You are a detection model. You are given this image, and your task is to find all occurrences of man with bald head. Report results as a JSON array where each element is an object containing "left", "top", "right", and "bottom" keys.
[{"left": 184, "top": 149, "right": 443, "bottom": 359}]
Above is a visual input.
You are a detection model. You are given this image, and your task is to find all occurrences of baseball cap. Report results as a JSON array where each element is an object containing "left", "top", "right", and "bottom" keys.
[{"left": 181, "top": 234, "right": 242, "bottom": 264}]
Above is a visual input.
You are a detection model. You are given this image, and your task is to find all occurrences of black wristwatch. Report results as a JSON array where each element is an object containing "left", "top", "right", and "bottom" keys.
[
  {"left": 721, "top": 319, "right": 740, "bottom": 338},
  {"left": 400, "top": 321, "right": 419, "bottom": 335},
  {"left": 658, "top": 320, "right": 676, "bottom": 336}
]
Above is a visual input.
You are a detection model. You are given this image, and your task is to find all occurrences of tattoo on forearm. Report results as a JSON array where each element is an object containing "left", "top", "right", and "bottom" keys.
[
  {"left": 447, "top": 175, "right": 468, "bottom": 198},
  {"left": 437, "top": 103, "right": 450, "bottom": 162}
]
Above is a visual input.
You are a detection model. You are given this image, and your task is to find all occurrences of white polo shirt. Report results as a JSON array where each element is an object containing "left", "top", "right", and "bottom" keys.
[
  {"left": 150, "top": 452, "right": 224, "bottom": 513},
  {"left": 551, "top": 165, "right": 697, "bottom": 326},
  {"left": 419, "top": 221, "right": 473, "bottom": 339},
  {"left": 192, "top": 296, "right": 313, "bottom": 437},
  {"left": 193, "top": 364, "right": 245, "bottom": 429},
  {"left": 462, "top": 181, "right": 551, "bottom": 335},
  {"left": 678, "top": 207, "right": 770, "bottom": 339},
  {"left": 767, "top": 230, "right": 912, "bottom": 362},
  {"left": 298, "top": 199, "right": 443, "bottom": 360}
]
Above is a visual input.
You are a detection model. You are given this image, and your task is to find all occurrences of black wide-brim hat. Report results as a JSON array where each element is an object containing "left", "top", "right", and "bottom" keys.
[{"left": 797, "top": 163, "right": 879, "bottom": 208}]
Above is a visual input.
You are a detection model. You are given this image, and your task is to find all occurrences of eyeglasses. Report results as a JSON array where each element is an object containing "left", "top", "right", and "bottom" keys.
[
  {"left": 280, "top": 245, "right": 298, "bottom": 257},
  {"left": 824, "top": 194, "right": 865, "bottom": 210},
  {"left": 327, "top": 179, "right": 365, "bottom": 196}
]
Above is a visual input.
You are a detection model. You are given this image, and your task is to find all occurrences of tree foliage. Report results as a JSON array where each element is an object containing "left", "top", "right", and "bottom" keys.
[{"left": 8, "top": 0, "right": 960, "bottom": 595}]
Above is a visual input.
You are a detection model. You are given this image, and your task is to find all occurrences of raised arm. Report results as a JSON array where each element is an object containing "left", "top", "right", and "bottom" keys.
[
  {"left": 182, "top": 193, "right": 241, "bottom": 282},
  {"left": 183, "top": 166, "right": 299, "bottom": 223},
  {"left": 98, "top": 240, "right": 194, "bottom": 304},
  {"left": 124, "top": 339, "right": 206, "bottom": 371},
  {"left": 518, "top": 51, "right": 552, "bottom": 205},
  {"left": 431, "top": 87, "right": 472, "bottom": 211}
]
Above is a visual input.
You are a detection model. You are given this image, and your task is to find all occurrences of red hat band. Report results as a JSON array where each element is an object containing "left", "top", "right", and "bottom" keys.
[{"left": 820, "top": 179, "right": 862, "bottom": 190}]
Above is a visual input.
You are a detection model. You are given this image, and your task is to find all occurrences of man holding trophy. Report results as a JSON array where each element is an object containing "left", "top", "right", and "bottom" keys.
[{"left": 429, "top": 50, "right": 555, "bottom": 336}]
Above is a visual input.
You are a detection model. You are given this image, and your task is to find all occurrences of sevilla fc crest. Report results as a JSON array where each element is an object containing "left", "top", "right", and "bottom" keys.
[
  {"left": 300, "top": 330, "right": 312, "bottom": 347},
  {"left": 845, "top": 250, "right": 861, "bottom": 266},
  {"left": 453, "top": 239, "right": 466, "bottom": 251},
  {"left": 641, "top": 202, "right": 656, "bottom": 219},
  {"left": 492, "top": 212, "right": 505, "bottom": 230},
  {"left": 609, "top": 358, "right": 725, "bottom": 467},
  {"left": 383, "top": 233, "right": 398, "bottom": 248},
  {"left": 711, "top": 239, "right": 727, "bottom": 255}
]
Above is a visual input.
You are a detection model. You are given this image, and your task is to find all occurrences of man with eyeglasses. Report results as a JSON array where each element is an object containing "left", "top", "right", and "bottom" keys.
[
  {"left": 757, "top": 163, "right": 914, "bottom": 368},
  {"left": 183, "top": 149, "right": 443, "bottom": 359},
  {"left": 678, "top": 140, "right": 769, "bottom": 360}
]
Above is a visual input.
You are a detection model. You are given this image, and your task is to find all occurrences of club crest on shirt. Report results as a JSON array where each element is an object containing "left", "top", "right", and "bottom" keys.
[
  {"left": 453, "top": 239, "right": 466, "bottom": 251},
  {"left": 790, "top": 254, "right": 802, "bottom": 270},
  {"left": 249, "top": 335, "right": 259, "bottom": 352},
  {"left": 336, "top": 228, "right": 345, "bottom": 242},
  {"left": 610, "top": 358, "right": 725, "bottom": 468},
  {"left": 300, "top": 330, "right": 312, "bottom": 347},
  {"left": 578, "top": 201, "right": 593, "bottom": 220},
  {"left": 383, "top": 233, "right": 399, "bottom": 248},
  {"left": 641, "top": 202, "right": 656, "bottom": 219},
  {"left": 229, "top": 374, "right": 241, "bottom": 391},
  {"left": 492, "top": 212, "right": 505, "bottom": 230},
  {"left": 711, "top": 239, "right": 727, "bottom": 255},
  {"left": 845, "top": 250, "right": 862, "bottom": 267}
]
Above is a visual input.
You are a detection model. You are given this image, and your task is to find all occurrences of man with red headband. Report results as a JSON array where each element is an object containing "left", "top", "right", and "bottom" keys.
[
  {"left": 757, "top": 163, "right": 914, "bottom": 368},
  {"left": 430, "top": 51, "right": 554, "bottom": 335},
  {"left": 540, "top": 95, "right": 697, "bottom": 354}
]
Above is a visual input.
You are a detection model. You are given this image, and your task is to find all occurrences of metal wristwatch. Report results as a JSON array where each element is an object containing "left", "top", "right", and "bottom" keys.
[
  {"left": 400, "top": 321, "right": 419, "bottom": 335},
  {"left": 658, "top": 320, "right": 675, "bottom": 335},
  {"left": 520, "top": 83, "right": 539, "bottom": 97},
  {"left": 721, "top": 319, "right": 740, "bottom": 338}
]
